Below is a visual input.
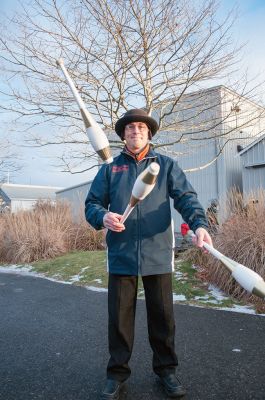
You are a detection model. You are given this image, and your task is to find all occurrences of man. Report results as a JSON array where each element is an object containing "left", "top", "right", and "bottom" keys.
[{"left": 85, "top": 109, "right": 212, "bottom": 399}]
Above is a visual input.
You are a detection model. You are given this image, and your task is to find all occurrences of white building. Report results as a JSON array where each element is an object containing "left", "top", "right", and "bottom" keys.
[{"left": 0, "top": 183, "right": 63, "bottom": 213}]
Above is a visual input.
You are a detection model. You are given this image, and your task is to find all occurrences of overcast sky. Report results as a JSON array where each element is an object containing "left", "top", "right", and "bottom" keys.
[{"left": 0, "top": 0, "right": 265, "bottom": 188}]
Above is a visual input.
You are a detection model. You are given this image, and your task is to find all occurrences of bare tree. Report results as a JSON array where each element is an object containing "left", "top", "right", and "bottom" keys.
[
  {"left": 0, "top": 0, "right": 264, "bottom": 173},
  {"left": 0, "top": 137, "right": 20, "bottom": 182}
]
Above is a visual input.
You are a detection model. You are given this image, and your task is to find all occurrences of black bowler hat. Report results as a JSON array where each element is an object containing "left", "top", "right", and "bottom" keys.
[{"left": 115, "top": 109, "right": 159, "bottom": 138}]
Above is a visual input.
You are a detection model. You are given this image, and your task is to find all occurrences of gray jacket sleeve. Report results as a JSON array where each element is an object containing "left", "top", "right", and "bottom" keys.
[
  {"left": 85, "top": 165, "right": 110, "bottom": 230},
  {"left": 167, "top": 159, "right": 208, "bottom": 232}
]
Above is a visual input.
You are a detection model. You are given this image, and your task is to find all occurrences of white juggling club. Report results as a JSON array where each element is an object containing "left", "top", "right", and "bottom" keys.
[
  {"left": 121, "top": 162, "right": 160, "bottom": 223},
  {"left": 188, "top": 230, "right": 265, "bottom": 299},
  {"left": 56, "top": 58, "right": 113, "bottom": 164}
]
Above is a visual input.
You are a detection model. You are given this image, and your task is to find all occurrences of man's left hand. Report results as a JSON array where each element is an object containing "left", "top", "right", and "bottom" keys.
[{"left": 193, "top": 227, "right": 213, "bottom": 251}]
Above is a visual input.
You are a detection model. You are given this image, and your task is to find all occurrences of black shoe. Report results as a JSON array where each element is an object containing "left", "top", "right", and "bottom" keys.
[
  {"left": 100, "top": 379, "right": 124, "bottom": 399},
  {"left": 159, "top": 373, "right": 186, "bottom": 398}
]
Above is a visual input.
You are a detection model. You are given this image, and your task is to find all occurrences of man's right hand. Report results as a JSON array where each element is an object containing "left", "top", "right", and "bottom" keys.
[{"left": 103, "top": 212, "right": 125, "bottom": 232}]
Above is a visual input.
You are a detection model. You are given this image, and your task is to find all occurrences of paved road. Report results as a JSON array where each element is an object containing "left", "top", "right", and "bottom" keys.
[{"left": 0, "top": 272, "right": 264, "bottom": 400}]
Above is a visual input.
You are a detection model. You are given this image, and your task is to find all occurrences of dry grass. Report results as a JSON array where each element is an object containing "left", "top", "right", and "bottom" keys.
[
  {"left": 186, "top": 189, "right": 265, "bottom": 313},
  {"left": 0, "top": 200, "right": 103, "bottom": 263}
]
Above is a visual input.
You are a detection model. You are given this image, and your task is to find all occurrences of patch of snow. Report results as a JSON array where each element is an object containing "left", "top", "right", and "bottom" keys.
[
  {"left": 93, "top": 278, "right": 102, "bottom": 284},
  {"left": 185, "top": 302, "right": 265, "bottom": 316},
  {"left": 0, "top": 265, "right": 33, "bottom": 274},
  {"left": 173, "top": 294, "right": 186, "bottom": 301},
  {"left": 80, "top": 267, "right": 90, "bottom": 272},
  {"left": 0, "top": 265, "right": 72, "bottom": 285},
  {"left": 206, "top": 299, "right": 221, "bottom": 304},
  {"left": 174, "top": 271, "right": 184, "bottom": 281},
  {"left": 0, "top": 266, "right": 107, "bottom": 292},
  {"left": 194, "top": 294, "right": 210, "bottom": 300},
  {"left": 208, "top": 284, "right": 230, "bottom": 301},
  {"left": 47, "top": 277, "right": 72, "bottom": 285},
  {"left": 194, "top": 283, "right": 265, "bottom": 316},
  {"left": 85, "top": 286, "right": 108, "bottom": 293},
  {"left": 174, "top": 271, "right": 183, "bottom": 277},
  {"left": 69, "top": 274, "right": 81, "bottom": 282},
  {"left": 216, "top": 304, "right": 263, "bottom": 315}
]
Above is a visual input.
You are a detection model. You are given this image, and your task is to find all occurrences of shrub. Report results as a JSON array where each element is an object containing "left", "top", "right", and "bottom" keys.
[
  {"left": 0, "top": 200, "right": 104, "bottom": 263},
  {"left": 68, "top": 220, "right": 105, "bottom": 251}
]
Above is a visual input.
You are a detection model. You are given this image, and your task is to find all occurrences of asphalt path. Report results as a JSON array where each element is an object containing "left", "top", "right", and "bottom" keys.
[{"left": 0, "top": 272, "right": 264, "bottom": 400}]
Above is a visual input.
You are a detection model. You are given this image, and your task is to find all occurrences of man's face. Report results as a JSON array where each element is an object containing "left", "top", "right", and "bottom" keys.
[{"left": 124, "top": 122, "right": 149, "bottom": 153}]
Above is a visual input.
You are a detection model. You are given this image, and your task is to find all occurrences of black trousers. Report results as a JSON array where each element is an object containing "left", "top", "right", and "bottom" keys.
[{"left": 107, "top": 273, "right": 178, "bottom": 382}]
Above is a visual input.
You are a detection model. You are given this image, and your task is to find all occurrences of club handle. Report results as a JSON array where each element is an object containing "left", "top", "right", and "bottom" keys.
[
  {"left": 188, "top": 231, "right": 234, "bottom": 273},
  {"left": 188, "top": 230, "right": 224, "bottom": 259},
  {"left": 57, "top": 58, "right": 87, "bottom": 112},
  {"left": 120, "top": 204, "right": 134, "bottom": 224}
]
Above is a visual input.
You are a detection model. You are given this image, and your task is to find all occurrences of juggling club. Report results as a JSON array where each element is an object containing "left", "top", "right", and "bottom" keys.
[
  {"left": 121, "top": 162, "right": 160, "bottom": 223},
  {"left": 188, "top": 230, "right": 265, "bottom": 299},
  {"left": 56, "top": 58, "right": 113, "bottom": 164}
]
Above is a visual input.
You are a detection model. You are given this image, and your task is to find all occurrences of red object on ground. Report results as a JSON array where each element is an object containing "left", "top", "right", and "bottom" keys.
[{"left": 181, "top": 223, "right": 189, "bottom": 236}]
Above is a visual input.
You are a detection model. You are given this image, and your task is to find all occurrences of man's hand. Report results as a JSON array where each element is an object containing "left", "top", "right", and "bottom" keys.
[
  {"left": 193, "top": 227, "right": 213, "bottom": 252},
  {"left": 103, "top": 212, "right": 125, "bottom": 232}
]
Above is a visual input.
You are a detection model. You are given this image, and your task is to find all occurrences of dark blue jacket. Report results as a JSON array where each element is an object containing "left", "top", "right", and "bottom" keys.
[{"left": 85, "top": 147, "right": 208, "bottom": 276}]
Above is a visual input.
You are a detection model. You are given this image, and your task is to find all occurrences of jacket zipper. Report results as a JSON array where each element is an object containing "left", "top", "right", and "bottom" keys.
[
  {"left": 135, "top": 155, "right": 158, "bottom": 275},
  {"left": 135, "top": 162, "right": 141, "bottom": 275}
]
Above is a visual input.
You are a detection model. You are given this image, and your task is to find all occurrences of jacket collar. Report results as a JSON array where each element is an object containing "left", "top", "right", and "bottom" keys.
[{"left": 122, "top": 144, "right": 157, "bottom": 161}]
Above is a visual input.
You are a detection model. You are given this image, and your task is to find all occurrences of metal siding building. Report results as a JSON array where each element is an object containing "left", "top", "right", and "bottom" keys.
[
  {"left": 56, "top": 181, "right": 92, "bottom": 220},
  {"left": 239, "top": 134, "right": 265, "bottom": 196},
  {"left": 157, "top": 86, "right": 265, "bottom": 230}
]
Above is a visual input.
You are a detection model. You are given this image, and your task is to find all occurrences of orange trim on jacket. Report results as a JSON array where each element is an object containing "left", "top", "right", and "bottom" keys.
[{"left": 123, "top": 144, "right": 150, "bottom": 162}]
